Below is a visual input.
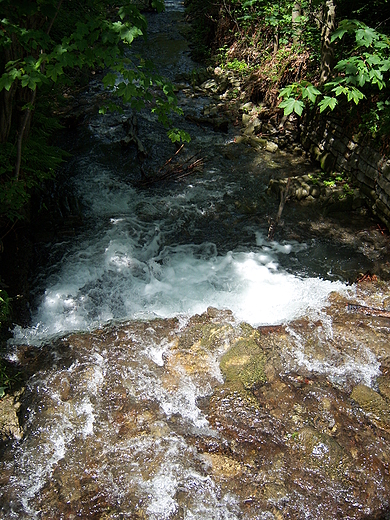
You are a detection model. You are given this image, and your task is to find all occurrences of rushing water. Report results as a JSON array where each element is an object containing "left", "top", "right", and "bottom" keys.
[
  {"left": 10, "top": 2, "right": 353, "bottom": 345},
  {"left": 3, "top": 2, "right": 389, "bottom": 519}
]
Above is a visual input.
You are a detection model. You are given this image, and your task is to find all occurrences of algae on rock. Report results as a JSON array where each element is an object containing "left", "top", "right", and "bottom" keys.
[{"left": 220, "top": 323, "right": 267, "bottom": 393}]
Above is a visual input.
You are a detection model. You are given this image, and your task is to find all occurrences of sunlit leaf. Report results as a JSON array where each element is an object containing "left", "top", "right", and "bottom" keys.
[
  {"left": 279, "top": 97, "right": 304, "bottom": 116},
  {"left": 302, "top": 84, "right": 321, "bottom": 103},
  {"left": 318, "top": 96, "right": 338, "bottom": 112}
]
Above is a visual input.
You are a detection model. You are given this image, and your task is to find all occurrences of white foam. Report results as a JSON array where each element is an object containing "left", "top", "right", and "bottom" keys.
[
  {"left": 12, "top": 240, "right": 346, "bottom": 346},
  {"left": 10, "top": 64, "right": 348, "bottom": 349},
  {"left": 145, "top": 337, "right": 171, "bottom": 366},
  {"left": 146, "top": 473, "right": 179, "bottom": 519},
  {"left": 286, "top": 324, "right": 381, "bottom": 387}
]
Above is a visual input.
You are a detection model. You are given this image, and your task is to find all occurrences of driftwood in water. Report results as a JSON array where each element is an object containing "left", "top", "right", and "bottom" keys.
[
  {"left": 268, "top": 177, "right": 291, "bottom": 240},
  {"left": 356, "top": 271, "right": 378, "bottom": 283},
  {"left": 138, "top": 145, "right": 204, "bottom": 187},
  {"left": 347, "top": 303, "right": 390, "bottom": 318}
]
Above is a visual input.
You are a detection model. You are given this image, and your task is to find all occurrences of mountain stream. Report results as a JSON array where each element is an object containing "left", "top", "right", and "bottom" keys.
[{"left": 1, "top": 2, "right": 390, "bottom": 519}]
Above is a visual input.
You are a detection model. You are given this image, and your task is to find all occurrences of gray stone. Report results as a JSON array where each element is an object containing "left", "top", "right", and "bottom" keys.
[
  {"left": 266, "top": 141, "right": 279, "bottom": 153},
  {"left": 332, "top": 137, "right": 349, "bottom": 155},
  {"left": 248, "top": 136, "right": 267, "bottom": 148},
  {"left": 347, "top": 140, "right": 359, "bottom": 151},
  {"left": 295, "top": 187, "right": 309, "bottom": 200},
  {"left": 300, "top": 112, "right": 389, "bottom": 229},
  {"left": 382, "top": 160, "right": 390, "bottom": 181},
  {"left": 242, "top": 113, "right": 251, "bottom": 125},
  {"left": 241, "top": 102, "right": 254, "bottom": 112},
  {"left": 378, "top": 176, "right": 390, "bottom": 197},
  {"left": 310, "top": 186, "right": 321, "bottom": 198},
  {"left": 209, "top": 106, "right": 219, "bottom": 117},
  {"left": 201, "top": 79, "right": 218, "bottom": 91}
]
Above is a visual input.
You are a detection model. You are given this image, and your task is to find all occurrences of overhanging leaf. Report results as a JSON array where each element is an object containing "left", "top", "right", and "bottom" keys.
[
  {"left": 279, "top": 97, "right": 304, "bottom": 116},
  {"left": 318, "top": 96, "right": 338, "bottom": 112}
]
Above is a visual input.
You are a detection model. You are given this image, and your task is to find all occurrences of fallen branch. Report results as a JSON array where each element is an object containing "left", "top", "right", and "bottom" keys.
[
  {"left": 121, "top": 115, "right": 146, "bottom": 161},
  {"left": 138, "top": 146, "right": 204, "bottom": 187},
  {"left": 268, "top": 178, "right": 291, "bottom": 240},
  {"left": 356, "top": 271, "right": 378, "bottom": 283}
]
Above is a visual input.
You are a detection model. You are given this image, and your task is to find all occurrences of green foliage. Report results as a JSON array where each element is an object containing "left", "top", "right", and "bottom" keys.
[
  {"left": 217, "top": 45, "right": 253, "bottom": 73},
  {"left": 278, "top": 19, "right": 390, "bottom": 138},
  {"left": 0, "top": 358, "right": 22, "bottom": 398},
  {"left": 279, "top": 95, "right": 304, "bottom": 116},
  {"left": 238, "top": 0, "right": 322, "bottom": 48},
  {"left": 0, "top": 0, "right": 191, "bottom": 224},
  {"left": 226, "top": 58, "right": 251, "bottom": 73},
  {"left": 330, "top": 20, "right": 390, "bottom": 95},
  {"left": 168, "top": 128, "right": 191, "bottom": 143},
  {"left": 279, "top": 80, "right": 321, "bottom": 114},
  {"left": 316, "top": 170, "right": 353, "bottom": 191},
  {"left": 0, "top": 100, "right": 65, "bottom": 221},
  {"left": 361, "top": 99, "right": 390, "bottom": 139}
]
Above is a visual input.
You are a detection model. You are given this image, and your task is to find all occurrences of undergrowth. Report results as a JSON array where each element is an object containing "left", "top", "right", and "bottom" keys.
[
  {"left": 0, "top": 100, "right": 66, "bottom": 223},
  {"left": 185, "top": 0, "right": 390, "bottom": 150}
]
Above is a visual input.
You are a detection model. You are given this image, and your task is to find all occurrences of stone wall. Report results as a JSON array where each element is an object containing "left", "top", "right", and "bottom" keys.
[{"left": 301, "top": 112, "right": 390, "bottom": 229}]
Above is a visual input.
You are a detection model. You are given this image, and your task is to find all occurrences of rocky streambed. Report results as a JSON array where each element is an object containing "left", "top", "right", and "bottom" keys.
[{"left": 1, "top": 281, "right": 390, "bottom": 519}]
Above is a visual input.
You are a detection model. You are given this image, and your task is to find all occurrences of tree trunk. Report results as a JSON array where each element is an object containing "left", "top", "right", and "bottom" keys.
[
  {"left": 0, "top": 86, "right": 17, "bottom": 144},
  {"left": 319, "top": 0, "right": 336, "bottom": 84},
  {"left": 0, "top": 32, "right": 22, "bottom": 143},
  {"left": 15, "top": 89, "right": 36, "bottom": 181},
  {"left": 273, "top": 29, "right": 279, "bottom": 53},
  {"left": 292, "top": 2, "right": 302, "bottom": 44}
]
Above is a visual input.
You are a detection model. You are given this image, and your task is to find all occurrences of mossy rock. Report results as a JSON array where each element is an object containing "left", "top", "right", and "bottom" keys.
[
  {"left": 239, "top": 321, "right": 260, "bottom": 339},
  {"left": 291, "top": 425, "right": 351, "bottom": 480},
  {"left": 350, "top": 384, "right": 390, "bottom": 430},
  {"left": 0, "top": 389, "right": 24, "bottom": 441},
  {"left": 377, "top": 375, "right": 390, "bottom": 401},
  {"left": 177, "top": 322, "right": 234, "bottom": 353},
  {"left": 220, "top": 337, "right": 266, "bottom": 391}
]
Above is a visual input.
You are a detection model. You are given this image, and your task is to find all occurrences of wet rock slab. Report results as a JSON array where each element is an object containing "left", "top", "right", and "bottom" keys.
[
  {"left": 1, "top": 284, "right": 390, "bottom": 519},
  {"left": 0, "top": 389, "right": 23, "bottom": 441},
  {"left": 195, "top": 286, "right": 390, "bottom": 519}
]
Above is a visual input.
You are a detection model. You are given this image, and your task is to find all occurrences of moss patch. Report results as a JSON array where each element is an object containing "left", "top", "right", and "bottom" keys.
[
  {"left": 291, "top": 425, "right": 351, "bottom": 481},
  {"left": 220, "top": 336, "right": 267, "bottom": 391},
  {"left": 177, "top": 322, "right": 234, "bottom": 353}
]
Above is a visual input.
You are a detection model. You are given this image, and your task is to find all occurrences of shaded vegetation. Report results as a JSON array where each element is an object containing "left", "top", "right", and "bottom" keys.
[
  {"left": 0, "top": 0, "right": 186, "bottom": 227},
  {"left": 185, "top": 0, "right": 390, "bottom": 150}
]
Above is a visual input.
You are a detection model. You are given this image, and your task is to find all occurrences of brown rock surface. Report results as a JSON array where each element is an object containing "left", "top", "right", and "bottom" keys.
[{"left": 1, "top": 284, "right": 390, "bottom": 518}]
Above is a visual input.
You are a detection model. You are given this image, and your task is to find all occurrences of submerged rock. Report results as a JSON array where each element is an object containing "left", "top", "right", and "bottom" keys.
[{"left": 350, "top": 383, "right": 390, "bottom": 430}]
